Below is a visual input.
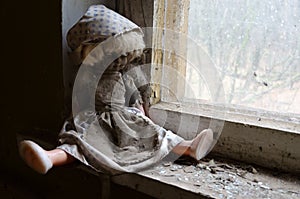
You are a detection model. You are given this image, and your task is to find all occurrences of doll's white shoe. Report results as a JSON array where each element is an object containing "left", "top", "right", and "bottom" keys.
[
  {"left": 19, "top": 140, "right": 53, "bottom": 174},
  {"left": 191, "top": 129, "right": 214, "bottom": 160}
]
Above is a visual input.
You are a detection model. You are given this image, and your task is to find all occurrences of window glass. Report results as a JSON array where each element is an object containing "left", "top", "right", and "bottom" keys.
[{"left": 186, "top": 0, "right": 300, "bottom": 115}]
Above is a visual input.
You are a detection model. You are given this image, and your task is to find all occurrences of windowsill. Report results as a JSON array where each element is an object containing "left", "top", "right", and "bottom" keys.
[
  {"left": 108, "top": 102, "right": 300, "bottom": 198},
  {"left": 149, "top": 101, "right": 300, "bottom": 174},
  {"left": 111, "top": 157, "right": 300, "bottom": 199},
  {"left": 74, "top": 154, "right": 299, "bottom": 199},
  {"left": 151, "top": 100, "right": 300, "bottom": 134}
]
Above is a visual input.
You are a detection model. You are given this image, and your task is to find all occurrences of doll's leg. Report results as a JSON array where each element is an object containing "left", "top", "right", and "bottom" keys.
[
  {"left": 19, "top": 140, "right": 75, "bottom": 174},
  {"left": 141, "top": 106, "right": 214, "bottom": 160},
  {"left": 172, "top": 129, "right": 214, "bottom": 160},
  {"left": 47, "top": 148, "right": 75, "bottom": 166}
]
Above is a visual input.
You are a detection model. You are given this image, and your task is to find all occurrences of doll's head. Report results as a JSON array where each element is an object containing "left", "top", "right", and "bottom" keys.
[{"left": 67, "top": 5, "right": 145, "bottom": 66}]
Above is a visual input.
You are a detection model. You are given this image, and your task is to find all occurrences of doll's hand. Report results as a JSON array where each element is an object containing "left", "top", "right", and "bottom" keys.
[
  {"left": 143, "top": 103, "right": 150, "bottom": 118},
  {"left": 136, "top": 103, "right": 146, "bottom": 115}
]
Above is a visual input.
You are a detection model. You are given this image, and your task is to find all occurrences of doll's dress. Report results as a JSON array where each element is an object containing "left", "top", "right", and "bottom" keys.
[{"left": 57, "top": 60, "right": 184, "bottom": 174}]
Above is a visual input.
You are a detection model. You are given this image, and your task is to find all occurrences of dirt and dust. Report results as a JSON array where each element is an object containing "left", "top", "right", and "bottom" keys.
[{"left": 143, "top": 156, "right": 300, "bottom": 199}]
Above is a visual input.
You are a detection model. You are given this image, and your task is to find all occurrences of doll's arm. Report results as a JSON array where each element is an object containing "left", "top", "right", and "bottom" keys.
[{"left": 122, "top": 66, "right": 151, "bottom": 117}]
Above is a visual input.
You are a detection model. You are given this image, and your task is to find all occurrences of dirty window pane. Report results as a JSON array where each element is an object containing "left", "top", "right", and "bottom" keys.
[{"left": 186, "top": 0, "right": 300, "bottom": 115}]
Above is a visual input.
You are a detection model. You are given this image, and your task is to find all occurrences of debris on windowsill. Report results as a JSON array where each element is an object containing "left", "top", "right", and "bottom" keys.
[{"left": 143, "top": 156, "right": 300, "bottom": 199}]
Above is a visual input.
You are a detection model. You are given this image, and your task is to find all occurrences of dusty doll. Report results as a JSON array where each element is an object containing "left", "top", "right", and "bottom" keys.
[{"left": 18, "top": 5, "right": 214, "bottom": 174}]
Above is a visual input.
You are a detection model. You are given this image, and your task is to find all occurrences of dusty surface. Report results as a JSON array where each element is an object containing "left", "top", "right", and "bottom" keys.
[{"left": 142, "top": 156, "right": 300, "bottom": 199}]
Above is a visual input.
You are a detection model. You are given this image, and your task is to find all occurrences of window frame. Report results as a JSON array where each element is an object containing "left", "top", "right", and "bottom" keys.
[{"left": 150, "top": 0, "right": 300, "bottom": 173}]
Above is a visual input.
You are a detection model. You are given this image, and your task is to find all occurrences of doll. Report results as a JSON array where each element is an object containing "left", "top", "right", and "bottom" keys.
[{"left": 19, "top": 5, "right": 214, "bottom": 174}]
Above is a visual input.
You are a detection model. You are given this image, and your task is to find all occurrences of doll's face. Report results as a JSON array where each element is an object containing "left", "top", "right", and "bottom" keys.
[
  {"left": 79, "top": 44, "right": 145, "bottom": 72},
  {"left": 106, "top": 55, "right": 128, "bottom": 71},
  {"left": 114, "top": 50, "right": 144, "bottom": 71}
]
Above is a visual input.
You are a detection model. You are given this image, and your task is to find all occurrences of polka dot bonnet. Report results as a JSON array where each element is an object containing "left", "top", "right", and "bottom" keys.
[{"left": 67, "top": 5, "right": 145, "bottom": 53}]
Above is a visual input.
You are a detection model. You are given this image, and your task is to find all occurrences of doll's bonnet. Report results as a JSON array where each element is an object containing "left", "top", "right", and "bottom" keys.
[{"left": 67, "top": 5, "right": 145, "bottom": 65}]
